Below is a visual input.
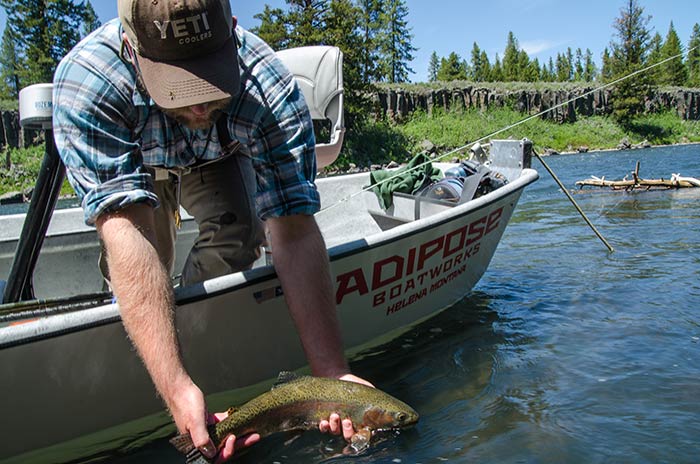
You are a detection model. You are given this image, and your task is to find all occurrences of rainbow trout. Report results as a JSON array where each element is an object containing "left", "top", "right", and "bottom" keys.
[{"left": 170, "top": 372, "right": 419, "bottom": 463}]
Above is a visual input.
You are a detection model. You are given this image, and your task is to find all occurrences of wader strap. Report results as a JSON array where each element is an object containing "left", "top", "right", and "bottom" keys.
[{"left": 216, "top": 115, "right": 242, "bottom": 157}]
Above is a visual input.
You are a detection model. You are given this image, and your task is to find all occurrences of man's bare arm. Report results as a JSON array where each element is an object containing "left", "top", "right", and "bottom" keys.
[
  {"left": 267, "top": 214, "right": 373, "bottom": 440},
  {"left": 266, "top": 214, "right": 350, "bottom": 377},
  {"left": 96, "top": 203, "right": 217, "bottom": 457}
]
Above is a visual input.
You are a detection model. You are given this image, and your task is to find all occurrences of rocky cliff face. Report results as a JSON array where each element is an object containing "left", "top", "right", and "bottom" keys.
[
  {"left": 373, "top": 86, "right": 700, "bottom": 123},
  {"left": 1, "top": 86, "right": 698, "bottom": 150}
]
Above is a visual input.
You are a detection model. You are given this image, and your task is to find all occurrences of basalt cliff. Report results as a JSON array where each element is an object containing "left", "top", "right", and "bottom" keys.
[
  {"left": 1, "top": 85, "right": 699, "bottom": 150},
  {"left": 372, "top": 84, "right": 700, "bottom": 123}
]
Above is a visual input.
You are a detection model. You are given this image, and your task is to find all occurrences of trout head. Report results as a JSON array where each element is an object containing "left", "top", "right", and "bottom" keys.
[{"left": 361, "top": 404, "right": 419, "bottom": 431}]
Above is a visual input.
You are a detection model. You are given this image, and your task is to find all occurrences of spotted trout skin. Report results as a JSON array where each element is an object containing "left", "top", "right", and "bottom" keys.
[{"left": 170, "top": 373, "right": 419, "bottom": 463}]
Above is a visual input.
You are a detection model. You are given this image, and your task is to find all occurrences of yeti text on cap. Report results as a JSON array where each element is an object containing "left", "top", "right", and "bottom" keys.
[{"left": 153, "top": 12, "right": 213, "bottom": 44}]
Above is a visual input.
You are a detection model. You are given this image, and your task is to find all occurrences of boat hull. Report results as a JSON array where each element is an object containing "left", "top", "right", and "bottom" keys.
[{"left": 0, "top": 165, "right": 537, "bottom": 463}]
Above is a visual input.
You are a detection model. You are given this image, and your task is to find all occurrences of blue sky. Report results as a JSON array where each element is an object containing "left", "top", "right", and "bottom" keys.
[{"left": 1, "top": 0, "right": 697, "bottom": 82}]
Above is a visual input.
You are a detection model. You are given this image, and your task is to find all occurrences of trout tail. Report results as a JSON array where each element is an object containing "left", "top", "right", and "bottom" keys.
[{"left": 169, "top": 433, "right": 213, "bottom": 464}]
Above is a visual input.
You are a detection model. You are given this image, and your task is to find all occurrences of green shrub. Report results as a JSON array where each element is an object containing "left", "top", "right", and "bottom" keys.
[
  {"left": 0, "top": 99, "right": 19, "bottom": 111},
  {"left": 0, "top": 146, "right": 73, "bottom": 197}
]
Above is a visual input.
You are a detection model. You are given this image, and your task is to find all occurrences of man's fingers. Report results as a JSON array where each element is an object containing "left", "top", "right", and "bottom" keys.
[
  {"left": 329, "top": 413, "right": 341, "bottom": 434},
  {"left": 214, "top": 433, "right": 261, "bottom": 464},
  {"left": 319, "top": 419, "right": 330, "bottom": 433},
  {"left": 337, "top": 373, "right": 374, "bottom": 388},
  {"left": 209, "top": 411, "right": 229, "bottom": 424},
  {"left": 342, "top": 419, "right": 354, "bottom": 441},
  {"left": 214, "top": 435, "right": 235, "bottom": 464},
  {"left": 197, "top": 439, "right": 217, "bottom": 459},
  {"left": 238, "top": 433, "right": 261, "bottom": 448},
  {"left": 190, "top": 413, "right": 216, "bottom": 458}
]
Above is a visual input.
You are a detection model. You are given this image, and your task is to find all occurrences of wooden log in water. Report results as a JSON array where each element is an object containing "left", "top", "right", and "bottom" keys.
[
  {"left": 575, "top": 161, "right": 700, "bottom": 191},
  {"left": 575, "top": 178, "right": 699, "bottom": 190}
]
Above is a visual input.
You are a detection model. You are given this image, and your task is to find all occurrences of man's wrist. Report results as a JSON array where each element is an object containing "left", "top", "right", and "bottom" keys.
[{"left": 160, "top": 371, "right": 196, "bottom": 405}]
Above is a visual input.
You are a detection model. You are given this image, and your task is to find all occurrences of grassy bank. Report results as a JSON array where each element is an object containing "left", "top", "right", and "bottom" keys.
[
  {"left": 1, "top": 145, "right": 74, "bottom": 198},
  {"left": 2, "top": 109, "right": 699, "bottom": 196},
  {"left": 338, "top": 109, "right": 700, "bottom": 169}
]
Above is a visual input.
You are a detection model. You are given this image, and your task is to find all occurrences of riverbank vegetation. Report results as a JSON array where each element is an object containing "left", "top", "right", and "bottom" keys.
[
  {"left": 0, "top": 145, "right": 74, "bottom": 198},
  {"left": 1, "top": 0, "right": 699, "bottom": 196},
  {"left": 333, "top": 108, "right": 700, "bottom": 169},
  {"left": 3, "top": 109, "right": 698, "bottom": 197}
]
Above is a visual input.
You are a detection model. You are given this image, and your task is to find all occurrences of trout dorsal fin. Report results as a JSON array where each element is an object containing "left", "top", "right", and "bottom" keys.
[{"left": 273, "top": 371, "right": 302, "bottom": 389}]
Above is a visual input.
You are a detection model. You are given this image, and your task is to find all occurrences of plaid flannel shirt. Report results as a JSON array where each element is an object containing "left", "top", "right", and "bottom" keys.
[{"left": 53, "top": 19, "right": 319, "bottom": 226}]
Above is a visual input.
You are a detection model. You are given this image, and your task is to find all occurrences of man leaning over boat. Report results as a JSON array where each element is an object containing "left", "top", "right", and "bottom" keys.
[{"left": 51, "top": 0, "right": 371, "bottom": 461}]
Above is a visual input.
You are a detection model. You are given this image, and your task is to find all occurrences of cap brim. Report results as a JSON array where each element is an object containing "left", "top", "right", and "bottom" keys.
[{"left": 136, "top": 36, "right": 240, "bottom": 109}]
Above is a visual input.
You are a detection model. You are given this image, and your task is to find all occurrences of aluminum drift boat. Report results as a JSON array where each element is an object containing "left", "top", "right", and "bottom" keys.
[{"left": 0, "top": 46, "right": 538, "bottom": 463}]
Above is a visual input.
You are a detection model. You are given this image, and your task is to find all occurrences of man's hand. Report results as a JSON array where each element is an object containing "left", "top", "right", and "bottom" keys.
[
  {"left": 208, "top": 411, "right": 260, "bottom": 463},
  {"left": 170, "top": 390, "right": 261, "bottom": 463},
  {"left": 317, "top": 373, "right": 374, "bottom": 441},
  {"left": 166, "top": 380, "right": 218, "bottom": 460}
]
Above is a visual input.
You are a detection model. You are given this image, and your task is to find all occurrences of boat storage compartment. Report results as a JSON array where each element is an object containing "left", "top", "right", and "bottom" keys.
[
  {"left": 366, "top": 139, "right": 532, "bottom": 232},
  {"left": 368, "top": 193, "right": 457, "bottom": 231}
]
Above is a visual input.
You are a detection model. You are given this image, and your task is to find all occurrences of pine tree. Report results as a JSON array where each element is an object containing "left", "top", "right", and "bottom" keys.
[
  {"left": 524, "top": 57, "right": 540, "bottom": 82},
  {"left": 427, "top": 51, "right": 439, "bottom": 82},
  {"left": 574, "top": 48, "right": 584, "bottom": 81},
  {"left": 659, "top": 21, "right": 687, "bottom": 86},
  {"left": 80, "top": 0, "right": 101, "bottom": 38},
  {"left": 0, "top": 0, "right": 94, "bottom": 86},
  {"left": 0, "top": 26, "right": 20, "bottom": 99},
  {"left": 1, "top": 0, "right": 53, "bottom": 84},
  {"left": 479, "top": 50, "right": 491, "bottom": 82},
  {"left": 356, "top": 0, "right": 383, "bottom": 84},
  {"left": 286, "top": 0, "right": 328, "bottom": 47},
  {"left": 540, "top": 57, "right": 555, "bottom": 82},
  {"left": 646, "top": 32, "right": 663, "bottom": 82},
  {"left": 376, "top": 0, "right": 416, "bottom": 83},
  {"left": 502, "top": 31, "right": 520, "bottom": 81},
  {"left": 470, "top": 42, "right": 481, "bottom": 81},
  {"left": 470, "top": 43, "right": 491, "bottom": 82},
  {"left": 490, "top": 54, "right": 503, "bottom": 81},
  {"left": 583, "top": 49, "right": 597, "bottom": 81},
  {"left": 688, "top": 23, "right": 700, "bottom": 87},
  {"left": 323, "top": 0, "right": 371, "bottom": 122},
  {"left": 436, "top": 52, "right": 467, "bottom": 81},
  {"left": 607, "top": 0, "right": 653, "bottom": 124},
  {"left": 46, "top": 1, "right": 85, "bottom": 74},
  {"left": 601, "top": 47, "right": 614, "bottom": 81},
  {"left": 252, "top": 5, "right": 290, "bottom": 50},
  {"left": 555, "top": 51, "right": 572, "bottom": 81}
]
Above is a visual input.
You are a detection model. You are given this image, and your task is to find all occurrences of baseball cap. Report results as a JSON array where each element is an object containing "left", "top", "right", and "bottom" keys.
[{"left": 118, "top": 0, "right": 240, "bottom": 109}]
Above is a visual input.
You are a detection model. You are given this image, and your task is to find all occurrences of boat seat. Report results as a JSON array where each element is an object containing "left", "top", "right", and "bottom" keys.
[{"left": 275, "top": 46, "right": 345, "bottom": 170}]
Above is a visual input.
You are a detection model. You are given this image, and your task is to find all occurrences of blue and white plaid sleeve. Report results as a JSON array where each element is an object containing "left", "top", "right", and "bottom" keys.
[
  {"left": 231, "top": 30, "right": 321, "bottom": 219},
  {"left": 53, "top": 21, "right": 157, "bottom": 226}
]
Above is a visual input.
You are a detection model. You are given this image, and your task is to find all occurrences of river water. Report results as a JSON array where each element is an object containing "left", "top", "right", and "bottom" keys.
[{"left": 10, "top": 144, "right": 699, "bottom": 463}]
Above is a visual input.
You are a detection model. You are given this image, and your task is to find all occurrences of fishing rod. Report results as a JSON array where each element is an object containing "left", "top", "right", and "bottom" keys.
[{"left": 319, "top": 46, "right": 696, "bottom": 253}]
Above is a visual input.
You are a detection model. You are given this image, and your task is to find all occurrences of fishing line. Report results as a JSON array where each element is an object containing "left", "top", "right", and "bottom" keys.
[{"left": 317, "top": 46, "right": 696, "bottom": 216}]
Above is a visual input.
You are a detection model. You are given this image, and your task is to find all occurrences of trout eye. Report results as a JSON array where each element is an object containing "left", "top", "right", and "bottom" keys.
[{"left": 396, "top": 412, "right": 407, "bottom": 422}]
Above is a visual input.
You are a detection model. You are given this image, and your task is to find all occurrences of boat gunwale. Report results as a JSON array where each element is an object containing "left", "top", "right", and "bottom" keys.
[{"left": 0, "top": 168, "right": 538, "bottom": 349}]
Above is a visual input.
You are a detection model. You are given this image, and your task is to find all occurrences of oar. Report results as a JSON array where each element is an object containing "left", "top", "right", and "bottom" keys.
[{"left": 532, "top": 149, "right": 614, "bottom": 253}]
